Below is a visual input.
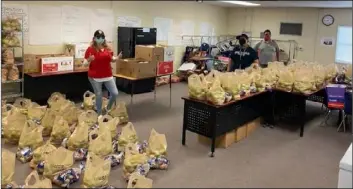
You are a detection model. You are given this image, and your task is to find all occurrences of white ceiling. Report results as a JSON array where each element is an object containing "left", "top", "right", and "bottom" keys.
[{"left": 205, "top": 1, "right": 353, "bottom": 8}]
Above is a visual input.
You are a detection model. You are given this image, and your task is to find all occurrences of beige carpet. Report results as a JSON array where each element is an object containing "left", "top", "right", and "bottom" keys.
[{"left": 3, "top": 83, "right": 352, "bottom": 188}]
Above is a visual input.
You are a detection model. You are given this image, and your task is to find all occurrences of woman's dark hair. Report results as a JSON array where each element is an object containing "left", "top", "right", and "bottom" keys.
[{"left": 91, "top": 30, "right": 110, "bottom": 51}]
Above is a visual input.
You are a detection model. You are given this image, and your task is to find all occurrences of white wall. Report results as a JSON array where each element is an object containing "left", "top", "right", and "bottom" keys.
[
  {"left": 227, "top": 8, "right": 352, "bottom": 65},
  {"left": 4, "top": 1, "right": 229, "bottom": 69}
]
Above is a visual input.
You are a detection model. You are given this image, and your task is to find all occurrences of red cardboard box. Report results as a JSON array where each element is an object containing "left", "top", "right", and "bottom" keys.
[{"left": 157, "top": 61, "right": 173, "bottom": 75}]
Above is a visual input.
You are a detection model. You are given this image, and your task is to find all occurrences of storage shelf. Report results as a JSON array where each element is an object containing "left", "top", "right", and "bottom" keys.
[
  {"left": 2, "top": 79, "right": 23, "bottom": 84},
  {"left": 1, "top": 62, "right": 24, "bottom": 68},
  {"left": 2, "top": 92, "right": 23, "bottom": 99}
]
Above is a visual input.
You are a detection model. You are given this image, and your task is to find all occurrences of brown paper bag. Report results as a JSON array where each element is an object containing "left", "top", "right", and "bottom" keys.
[
  {"left": 127, "top": 173, "right": 153, "bottom": 188},
  {"left": 18, "top": 120, "right": 44, "bottom": 150},
  {"left": 117, "top": 122, "right": 138, "bottom": 151},
  {"left": 41, "top": 108, "right": 57, "bottom": 136},
  {"left": 8, "top": 65, "right": 19, "bottom": 80},
  {"left": 24, "top": 171, "right": 52, "bottom": 188},
  {"left": 67, "top": 121, "right": 89, "bottom": 150},
  {"left": 98, "top": 115, "right": 120, "bottom": 139},
  {"left": 78, "top": 110, "right": 98, "bottom": 126},
  {"left": 82, "top": 153, "right": 111, "bottom": 188},
  {"left": 49, "top": 116, "right": 71, "bottom": 145},
  {"left": 88, "top": 123, "right": 113, "bottom": 157},
  {"left": 108, "top": 101, "right": 129, "bottom": 124},
  {"left": 30, "top": 141, "right": 57, "bottom": 168},
  {"left": 3, "top": 106, "right": 27, "bottom": 144},
  {"left": 147, "top": 129, "right": 167, "bottom": 157},
  {"left": 27, "top": 102, "right": 47, "bottom": 121},
  {"left": 43, "top": 147, "right": 74, "bottom": 179},
  {"left": 83, "top": 91, "right": 96, "bottom": 110},
  {"left": 2, "top": 68, "right": 8, "bottom": 82},
  {"left": 2, "top": 149, "right": 16, "bottom": 186}
]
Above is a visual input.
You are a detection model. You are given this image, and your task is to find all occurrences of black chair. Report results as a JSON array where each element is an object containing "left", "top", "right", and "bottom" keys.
[{"left": 337, "top": 90, "right": 352, "bottom": 133}]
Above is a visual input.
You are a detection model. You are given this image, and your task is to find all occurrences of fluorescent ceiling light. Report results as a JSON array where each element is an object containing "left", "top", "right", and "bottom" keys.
[{"left": 221, "top": 1, "right": 261, "bottom": 6}]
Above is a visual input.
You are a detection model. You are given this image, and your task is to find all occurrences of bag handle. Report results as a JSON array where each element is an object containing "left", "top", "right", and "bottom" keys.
[
  {"left": 4, "top": 104, "right": 14, "bottom": 112},
  {"left": 83, "top": 90, "right": 94, "bottom": 98},
  {"left": 25, "top": 171, "right": 40, "bottom": 186}
]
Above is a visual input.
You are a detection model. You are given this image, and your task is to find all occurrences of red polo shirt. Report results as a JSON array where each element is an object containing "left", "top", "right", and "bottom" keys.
[{"left": 84, "top": 46, "right": 113, "bottom": 78}]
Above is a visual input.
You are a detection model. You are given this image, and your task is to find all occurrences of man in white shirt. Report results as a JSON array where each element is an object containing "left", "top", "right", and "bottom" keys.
[{"left": 254, "top": 29, "right": 280, "bottom": 68}]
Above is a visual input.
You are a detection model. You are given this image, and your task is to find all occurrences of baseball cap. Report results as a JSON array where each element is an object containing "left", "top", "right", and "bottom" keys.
[
  {"left": 94, "top": 30, "right": 105, "bottom": 39},
  {"left": 236, "top": 33, "right": 249, "bottom": 40}
]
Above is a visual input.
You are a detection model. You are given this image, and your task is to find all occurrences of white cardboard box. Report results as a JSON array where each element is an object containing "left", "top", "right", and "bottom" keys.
[
  {"left": 338, "top": 143, "right": 352, "bottom": 188},
  {"left": 41, "top": 56, "right": 74, "bottom": 73}
]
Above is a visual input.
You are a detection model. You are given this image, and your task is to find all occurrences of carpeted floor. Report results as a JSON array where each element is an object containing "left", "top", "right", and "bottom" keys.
[{"left": 3, "top": 82, "right": 352, "bottom": 188}]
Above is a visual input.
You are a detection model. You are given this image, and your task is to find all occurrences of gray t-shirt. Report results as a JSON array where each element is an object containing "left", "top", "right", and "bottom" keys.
[{"left": 254, "top": 40, "right": 279, "bottom": 66}]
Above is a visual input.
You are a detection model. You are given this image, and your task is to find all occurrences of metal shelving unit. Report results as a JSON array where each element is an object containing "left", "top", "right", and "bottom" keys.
[{"left": 1, "top": 16, "right": 24, "bottom": 101}]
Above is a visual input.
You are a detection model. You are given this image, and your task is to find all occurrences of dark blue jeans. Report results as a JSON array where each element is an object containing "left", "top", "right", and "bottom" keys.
[{"left": 88, "top": 77, "right": 119, "bottom": 115}]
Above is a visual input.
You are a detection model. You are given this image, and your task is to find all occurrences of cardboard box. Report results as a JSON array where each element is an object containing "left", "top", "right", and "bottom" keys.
[
  {"left": 41, "top": 56, "right": 74, "bottom": 73},
  {"left": 116, "top": 58, "right": 156, "bottom": 78},
  {"left": 198, "top": 130, "right": 236, "bottom": 148},
  {"left": 24, "top": 54, "right": 54, "bottom": 73},
  {"left": 135, "top": 45, "right": 164, "bottom": 62},
  {"left": 247, "top": 117, "right": 262, "bottom": 136},
  {"left": 74, "top": 58, "right": 88, "bottom": 71},
  {"left": 235, "top": 124, "right": 247, "bottom": 142}
]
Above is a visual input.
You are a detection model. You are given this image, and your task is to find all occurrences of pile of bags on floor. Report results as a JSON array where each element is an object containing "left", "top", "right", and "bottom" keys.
[
  {"left": 1, "top": 91, "right": 168, "bottom": 188},
  {"left": 188, "top": 61, "right": 340, "bottom": 105}
]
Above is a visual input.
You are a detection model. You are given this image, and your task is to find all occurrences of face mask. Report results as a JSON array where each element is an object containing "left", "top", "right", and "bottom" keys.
[
  {"left": 94, "top": 37, "right": 104, "bottom": 44},
  {"left": 239, "top": 38, "right": 246, "bottom": 46}
]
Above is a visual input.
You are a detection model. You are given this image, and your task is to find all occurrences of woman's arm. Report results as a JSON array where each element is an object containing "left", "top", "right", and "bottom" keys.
[
  {"left": 83, "top": 47, "right": 94, "bottom": 66},
  {"left": 111, "top": 51, "right": 123, "bottom": 62}
]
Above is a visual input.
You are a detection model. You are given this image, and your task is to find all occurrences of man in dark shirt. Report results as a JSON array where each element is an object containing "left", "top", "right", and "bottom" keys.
[{"left": 228, "top": 34, "right": 259, "bottom": 71}]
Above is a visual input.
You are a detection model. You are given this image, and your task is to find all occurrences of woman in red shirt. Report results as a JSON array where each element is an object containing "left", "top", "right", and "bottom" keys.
[{"left": 84, "top": 30, "right": 121, "bottom": 115}]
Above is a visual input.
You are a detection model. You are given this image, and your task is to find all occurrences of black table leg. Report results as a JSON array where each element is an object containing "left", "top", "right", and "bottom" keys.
[
  {"left": 300, "top": 96, "right": 306, "bottom": 137},
  {"left": 169, "top": 74, "right": 172, "bottom": 108},
  {"left": 337, "top": 110, "right": 343, "bottom": 126},
  {"left": 182, "top": 101, "right": 187, "bottom": 146},
  {"left": 209, "top": 111, "right": 216, "bottom": 157},
  {"left": 130, "top": 81, "right": 134, "bottom": 104}
]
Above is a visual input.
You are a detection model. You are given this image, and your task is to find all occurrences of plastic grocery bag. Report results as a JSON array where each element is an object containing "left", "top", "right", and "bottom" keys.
[
  {"left": 293, "top": 69, "right": 317, "bottom": 95},
  {"left": 147, "top": 129, "right": 167, "bottom": 157},
  {"left": 108, "top": 101, "right": 129, "bottom": 124},
  {"left": 98, "top": 115, "right": 120, "bottom": 139},
  {"left": 41, "top": 108, "right": 56, "bottom": 136},
  {"left": 188, "top": 74, "right": 207, "bottom": 100},
  {"left": 18, "top": 120, "right": 44, "bottom": 150},
  {"left": 88, "top": 123, "right": 113, "bottom": 157},
  {"left": 48, "top": 92, "right": 66, "bottom": 112},
  {"left": 83, "top": 91, "right": 96, "bottom": 110},
  {"left": 124, "top": 146, "right": 148, "bottom": 174},
  {"left": 82, "top": 153, "right": 111, "bottom": 188},
  {"left": 8, "top": 65, "right": 19, "bottom": 80},
  {"left": 43, "top": 147, "right": 74, "bottom": 179},
  {"left": 118, "top": 122, "right": 138, "bottom": 151},
  {"left": 2, "top": 103, "right": 14, "bottom": 120},
  {"left": 2, "top": 149, "right": 15, "bottom": 186},
  {"left": 206, "top": 77, "right": 226, "bottom": 105},
  {"left": 3, "top": 106, "right": 27, "bottom": 144},
  {"left": 30, "top": 141, "right": 57, "bottom": 169},
  {"left": 78, "top": 110, "right": 98, "bottom": 126},
  {"left": 13, "top": 98, "right": 32, "bottom": 114},
  {"left": 325, "top": 63, "right": 338, "bottom": 81},
  {"left": 204, "top": 70, "right": 219, "bottom": 89},
  {"left": 127, "top": 172, "right": 153, "bottom": 188},
  {"left": 276, "top": 69, "right": 294, "bottom": 92},
  {"left": 50, "top": 116, "right": 71, "bottom": 145},
  {"left": 67, "top": 121, "right": 89, "bottom": 151},
  {"left": 24, "top": 171, "right": 52, "bottom": 188},
  {"left": 27, "top": 102, "right": 47, "bottom": 121},
  {"left": 346, "top": 65, "right": 352, "bottom": 81},
  {"left": 58, "top": 100, "right": 78, "bottom": 125}
]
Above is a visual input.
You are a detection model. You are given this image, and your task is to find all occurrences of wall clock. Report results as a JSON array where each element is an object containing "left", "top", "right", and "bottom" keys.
[{"left": 322, "top": 14, "right": 334, "bottom": 26}]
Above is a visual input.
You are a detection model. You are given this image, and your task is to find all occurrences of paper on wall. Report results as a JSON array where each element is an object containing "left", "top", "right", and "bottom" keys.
[
  {"left": 117, "top": 16, "right": 142, "bottom": 27},
  {"left": 181, "top": 20, "right": 195, "bottom": 36},
  {"left": 75, "top": 43, "right": 90, "bottom": 59},
  {"left": 62, "top": 5, "right": 91, "bottom": 43},
  {"left": 321, "top": 37, "right": 335, "bottom": 47},
  {"left": 90, "top": 9, "right": 114, "bottom": 42},
  {"left": 154, "top": 17, "right": 173, "bottom": 41},
  {"left": 28, "top": 5, "right": 62, "bottom": 45}
]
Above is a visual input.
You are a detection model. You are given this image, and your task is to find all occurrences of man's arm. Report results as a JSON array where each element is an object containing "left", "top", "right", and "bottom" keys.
[
  {"left": 254, "top": 42, "right": 261, "bottom": 57},
  {"left": 273, "top": 41, "right": 280, "bottom": 61},
  {"left": 251, "top": 48, "right": 259, "bottom": 65}
]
